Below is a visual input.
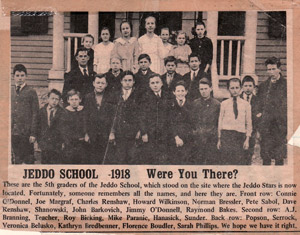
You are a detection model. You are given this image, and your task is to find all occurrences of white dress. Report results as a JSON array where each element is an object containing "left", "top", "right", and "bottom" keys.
[
  {"left": 138, "top": 34, "right": 164, "bottom": 74},
  {"left": 94, "top": 42, "right": 114, "bottom": 74}
]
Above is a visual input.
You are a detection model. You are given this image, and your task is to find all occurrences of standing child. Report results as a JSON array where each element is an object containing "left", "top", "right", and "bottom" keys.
[
  {"left": 240, "top": 75, "right": 259, "bottom": 165},
  {"left": 105, "top": 57, "right": 124, "bottom": 93},
  {"left": 111, "top": 20, "right": 139, "bottom": 72},
  {"left": 139, "top": 74, "right": 169, "bottom": 164},
  {"left": 11, "top": 64, "right": 39, "bottom": 164},
  {"left": 168, "top": 81, "right": 193, "bottom": 164},
  {"left": 217, "top": 78, "right": 252, "bottom": 165},
  {"left": 37, "top": 89, "right": 65, "bottom": 164},
  {"left": 138, "top": 16, "right": 164, "bottom": 74},
  {"left": 108, "top": 71, "right": 140, "bottom": 164},
  {"left": 169, "top": 31, "right": 192, "bottom": 75},
  {"left": 94, "top": 27, "right": 114, "bottom": 74},
  {"left": 161, "top": 56, "right": 182, "bottom": 97},
  {"left": 134, "top": 54, "right": 154, "bottom": 100},
  {"left": 61, "top": 90, "right": 89, "bottom": 164},
  {"left": 192, "top": 77, "right": 220, "bottom": 165},
  {"left": 160, "top": 28, "right": 173, "bottom": 59},
  {"left": 189, "top": 22, "right": 213, "bottom": 74}
]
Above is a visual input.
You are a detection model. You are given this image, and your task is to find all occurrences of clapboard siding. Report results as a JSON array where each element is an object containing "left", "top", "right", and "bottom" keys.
[
  {"left": 255, "top": 12, "right": 287, "bottom": 83},
  {"left": 11, "top": 14, "right": 70, "bottom": 88}
]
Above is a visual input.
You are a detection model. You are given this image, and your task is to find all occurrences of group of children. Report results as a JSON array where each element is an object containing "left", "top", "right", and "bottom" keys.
[
  {"left": 79, "top": 16, "right": 212, "bottom": 76},
  {"left": 12, "top": 51, "right": 261, "bottom": 165}
]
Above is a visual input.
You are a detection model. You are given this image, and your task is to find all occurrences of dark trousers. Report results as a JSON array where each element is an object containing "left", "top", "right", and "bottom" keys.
[
  {"left": 90, "top": 134, "right": 108, "bottom": 164},
  {"left": 41, "top": 149, "right": 62, "bottom": 164},
  {"left": 261, "top": 132, "right": 286, "bottom": 165},
  {"left": 220, "top": 130, "right": 248, "bottom": 165},
  {"left": 191, "top": 135, "right": 218, "bottom": 165},
  {"left": 12, "top": 135, "right": 35, "bottom": 164},
  {"left": 106, "top": 137, "right": 136, "bottom": 164},
  {"left": 168, "top": 140, "right": 192, "bottom": 165},
  {"left": 63, "top": 140, "right": 88, "bottom": 164}
]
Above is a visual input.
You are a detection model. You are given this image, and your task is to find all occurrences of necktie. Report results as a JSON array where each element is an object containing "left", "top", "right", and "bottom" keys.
[
  {"left": 233, "top": 97, "right": 238, "bottom": 119},
  {"left": 49, "top": 109, "right": 54, "bottom": 126},
  {"left": 74, "top": 107, "right": 78, "bottom": 112},
  {"left": 247, "top": 94, "right": 250, "bottom": 102},
  {"left": 167, "top": 74, "right": 172, "bottom": 86},
  {"left": 16, "top": 86, "right": 21, "bottom": 95},
  {"left": 156, "top": 92, "right": 160, "bottom": 98},
  {"left": 83, "top": 68, "right": 88, "bottom": 77},
  {"left": 192, "top": 72, "right": 195, "bottom": 81},
  {"left": 179, "top": 100, "right": 183, "bottom": 107}
]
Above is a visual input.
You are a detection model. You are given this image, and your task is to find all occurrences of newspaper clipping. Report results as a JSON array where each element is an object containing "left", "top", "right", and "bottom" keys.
[{"left": 0, "top": 0, "right": 299, "bottom": 233}]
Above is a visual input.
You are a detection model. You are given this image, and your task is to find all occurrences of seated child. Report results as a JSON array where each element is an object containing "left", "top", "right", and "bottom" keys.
[
  {"left": 217, "top": 78, "right": 252, "bottom": 165},
  {"left": 61, "top": 89, "right": 89, "bottom": 164},
  {"left": 37, "top": 89, "right": 65, "bottom": 164}
]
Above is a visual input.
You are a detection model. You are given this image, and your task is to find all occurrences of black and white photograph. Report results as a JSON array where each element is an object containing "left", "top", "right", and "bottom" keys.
[{"left": 10, "top": 11, "right": 287, "bottom": 165}]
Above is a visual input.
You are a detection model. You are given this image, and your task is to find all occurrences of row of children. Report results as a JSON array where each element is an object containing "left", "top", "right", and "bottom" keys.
[
  {"left": 13, "top": 53, "right": 270, "bottom": 165},
  {"left": 79, "top": 16, "right": 212, "bottom": 76}
]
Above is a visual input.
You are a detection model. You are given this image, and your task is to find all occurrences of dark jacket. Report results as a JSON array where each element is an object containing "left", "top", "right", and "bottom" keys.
[
  {"left": 84, "top": 91, "right": 116, "bottom": 142},
  {"left": 37, "top": 104, "right": 65, "bottom": 151},
  {"left": 112, "top": 89, "right": 139, "bottom": 140},
  {"left": 11, "top": 84, "right": 39, "bottom": 137},
  {"left": 139, "top": 90, "right": 169, "bottom": 143},
  {"left": 62, "top": 65, "right": 96, "bottom": 103},
  {"left": 105, "top": 69, "right": 124, "bottom": 93},
  {"left": 169, "top": 98, "right": 193, "bottom": 143},
  {"left": 189, "top": 36, "right": 213, "bottom": 71},
  {"left": 256, "top": 74, "right": 287, "bottom": 138},
  {"left": 161, "top": 72, "right": 183, "bottom": 97},
  {"left": 182, "top": 70, "right": 205, "bottom": 101},
  {"left": 134, "top": 68, "right": 155, "bottom": 101},
  {"left": 192, "top": 97, "right": 220, "bottom": 141}
]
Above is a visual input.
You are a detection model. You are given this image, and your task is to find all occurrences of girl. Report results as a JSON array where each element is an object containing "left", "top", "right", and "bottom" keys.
[
  {"left": 138, "top": 16, "right": 164, "bottom": 74},
  {"left": 189, "top": 21, "right": 213, "bottom": 74},
  {"left": 94, "top": 27, "right": 114, "bottom": 74},
  {"left": 169, "top": 31, "right": 192, "bottom": 75},
  {"left": 111, "top": 20, "right": 139, "bottom": 72}
]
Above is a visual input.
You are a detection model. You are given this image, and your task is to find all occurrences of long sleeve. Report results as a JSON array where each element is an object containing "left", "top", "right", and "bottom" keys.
[
  {"left": 245, "top": 103, "right": 252, "bottom": 137},
  {"left": 218, "top": 102, "right": 225, "bottom": 138},
  {"left": 30, "top": 89, "right": 39, "bottom": 137}
]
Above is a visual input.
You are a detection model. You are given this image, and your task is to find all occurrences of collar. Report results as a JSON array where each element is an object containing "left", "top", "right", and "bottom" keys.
[
  {"left": 94, "top": 89, "right": 104, "bottom": 96},
  {"left": 154, "top": 90, "right": 162, "bottom": 97},
  {"left": 65, "top": 105, "right": 84, "bottom": 112},
  {"left": 47, "top": 104, "right": 57, "bottom": 112},
  {"left": 15, "top": 83, "right": 26, "bottom": 91},
  {"left": 176, "top": 97, "right": 186, "bottom": 106},
  {"left": 123, "top": 88, "right": 132, "bottom": 94},
  {"left": 191, "top": 69, "right": 199, "bottom": 76},
  {"left": 243, "top": 92, "right": 252, "bottom": 99},
  {"left": 112, "top": 70, "right": 121, "bottom": 77},
  {"left": 167, "top": 72, "right": 175, "bottom": 77},
  {"left": 79, "top": 66, "right": 88, "bottom": 75},
  {"left": 115, "top": 37, "right": 137, "bottom": 45}
]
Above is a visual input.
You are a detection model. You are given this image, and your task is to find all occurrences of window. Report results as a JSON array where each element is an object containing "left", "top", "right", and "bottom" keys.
[
  {"left": 11, "top": 12, "right": 49, "bottom": 36},
  {"left": 218, "top": 12, "right": 246, "bottom": 36}
]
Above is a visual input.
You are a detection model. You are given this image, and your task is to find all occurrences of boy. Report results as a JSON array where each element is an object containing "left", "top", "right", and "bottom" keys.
[
  {"left": 161, "top": 56, "right": 182, "bottom": 97},
  {"left": 105, "top": 57, "right": 124, "bottom": 93},
  {"left": 240, "top": 75, "right": 259, "bottom": 165},
  {"left": 11, "top": 64, "right": 39, "bottom": 164},
  {"left": 168, "top": 81, "right": 193, "bottom": 164},
  {"left": 217, "top": 78, "right": 252, "bottom": 165},
  {"left": 192, "top": 77, "right": 220, "bottom": 165},
  {"left": 139, "top": 74, "right": 169, "bottom": 164},
  {"left": 63, "top": 47, "right": 96, "bottom": 104},
  {"left": 37, "top": 89, "right": 65, "bottom": 164},
  {"left": 256, "top": 57, "right": 287, "bottom": 165},
  {"left": 108, "top": 71, "right": 140, "bottom": 164},
  {"left": 61, "top": 90, "right": 89, "bottom": 164},
  {"left": 134, "top": 54, "right": 154, "bottom": 100},
  {"left": 182, "top": 53, "right": 205, "bottom": 101},
  {"left": 84, "top": 74, "right": 115, "bottom": 164}
]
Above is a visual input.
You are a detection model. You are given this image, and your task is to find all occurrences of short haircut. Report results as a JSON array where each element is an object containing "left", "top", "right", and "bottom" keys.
[
  {"left": 67, "top": 89, "right": 81, "bottom": 99},
  {"left": 148, "top": 73, "right": 162, "bottom": 82},
  {"left": 199, "top": 74, "right": 212, "bottom": 87},
  {"left": 173, "top": 80, "right": 187, "bottom": 91},
  {"left": 75, "top": 47, "right": 89, "bottom": 57},
  {"left": 94, "top": 73, "right": 108, "bottom": 82},
  {"left": 48, "top": 89, "right": 62, "bottom": 98},
  {"left": 121, "top": 70, "right": 135, "bottom": 82},
  {"left": 188, "top": 53, "right": 200, "bottom": 62},
  {"left": 120, "top": 20, "right": 132, "bottom": 32},
  {"left": 138, "top": 53, "right": 151, "bottom": 63},
  {"left": 110, "top": 57, "right": 122, "bottom": 63},
  {"left": 81, "top": 34, "right": 94, "bottom": 44},
  {"left": 13, "top": 64, "right": 27, "bottom": 75},
  {"left": 227, "top": 77, "right": 241, "bottom": 89},
  {"left": 242, "top": 75, "right": 255, "bottom": 86},
  {"left": 192, "top": 21, "right": 207, "bottom": 36},
  {"left": 145, "top": 16, "right": 156, "bottom": 25},
  {"left": 265, "top": 56, "right": 281, "bottom": 68},
  {"left": 160, "top": 27, "right": 170, "bottom": 34},
  {"left": 164, "top": 56, "right": 177, "bottom": 66}
]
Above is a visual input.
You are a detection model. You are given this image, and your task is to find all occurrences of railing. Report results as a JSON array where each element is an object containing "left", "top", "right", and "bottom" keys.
[
  {"left": 216, "top": 36, "right": 245, "bottom": 81},
  {"left": 63, "top": 33, "right": 86, "bottom": 72}
]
